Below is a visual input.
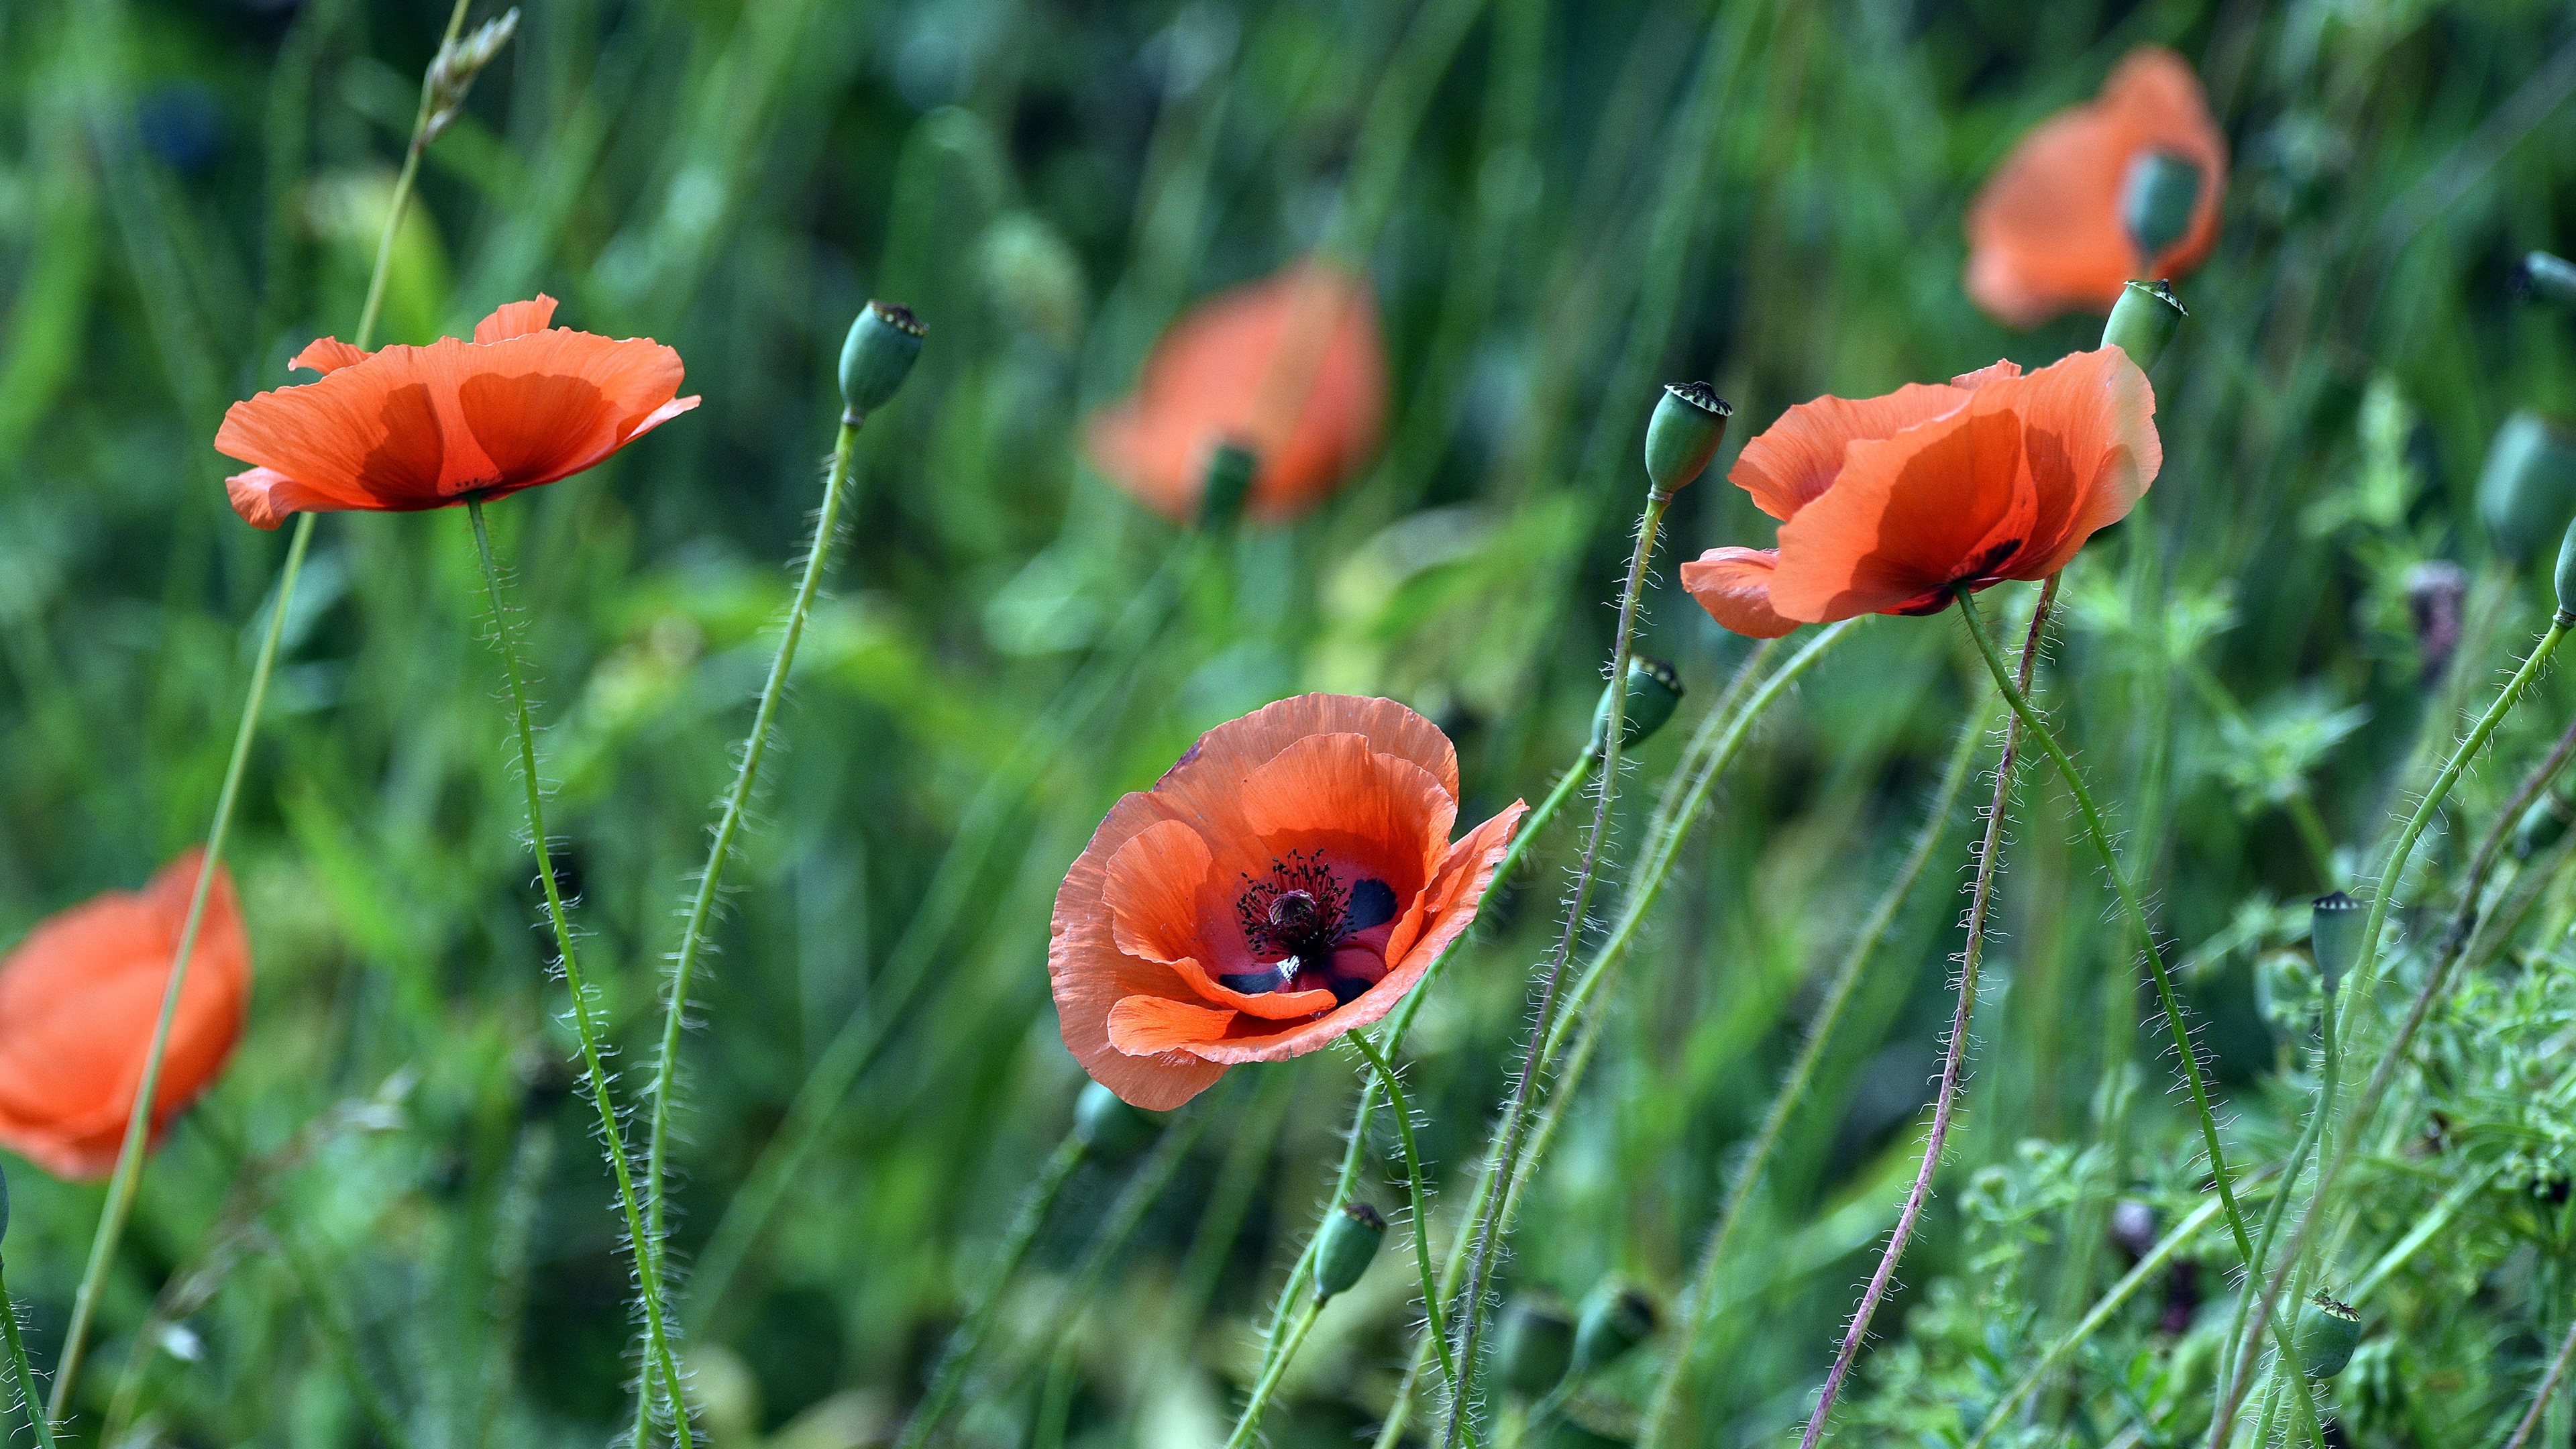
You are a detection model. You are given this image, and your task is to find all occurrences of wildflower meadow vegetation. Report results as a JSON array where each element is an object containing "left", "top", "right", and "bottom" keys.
[{"left": 8, "top": 1, "right": 2576, "bottom": 1446}]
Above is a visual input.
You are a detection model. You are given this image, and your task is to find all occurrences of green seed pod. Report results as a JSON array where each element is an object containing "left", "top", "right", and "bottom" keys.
[
  {"left": 838, "top": 300, "right": 926, "bottom": 423},
  {"left": 1196, "top": 441, "right": 1259, "bottom": 533},
  {"left": 1569, "top": 1280, "right": 1658, "bottom": 1377},
  {"left": 1073, "top": 1080, "right": 1163, "bottom": 1163},
  {"left": 2120, "top": 150, "right": 2202, "bottom": 266},
  {"left": 2558, "top": 512, "right": 2576, "bottom": 623},
  {"left": 2515, "top": 791, "right": 2575, "bottom": 860},
  {"left": 2102, "top": 280, "right": 2187, "bottom": 373},
  {"left": 2514, "top": 252, "right": 2576, "bottom": 311},
  {"left": 1495, "top": 1293, "right": 1576, "bottom": 1397},
  {"left": 1643, "top": 382, "right": 1731, "bottom": 494},
  {"left": 2477, "top": 411, "right": 2576, "bottom": 564},
  {"left": 1591, "top": 657, "right": 1685, "bottom": 755},
  {"left": 1312, "top": 1201, "right": 1387, "bottom": 1301},
  {"left": 2296, "top": 1293, "right": 2361, "bottom": 1379},
  {"left": 2311, "top": 891, "right": 2363, "bottom": 995}
]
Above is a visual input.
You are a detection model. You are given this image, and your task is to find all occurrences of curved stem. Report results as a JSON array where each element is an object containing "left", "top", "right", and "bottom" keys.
[
  {"left": 1442, "top": 488, "right": 1672, "bottom": 1448},
  {"left": 1227, "top": 1296, "right": 1324, "bottom": 1449},
  {"left": 0, "top": 1258, "right": 60, "bottom": 1449},
  {"left": 1642, "top": 690, "right": 1993, "bottom": 1448},
  {"left": 468, "top": 499, "right": 692, "bottom": 1449},
  {"left": 2208, "top": 984, "right": 2339, "bottom": 1449},
  {"left": 633, "top": 420, "right": 862, "bottom": 1440},
  {"left": 1348, "top": 1031, "right": 1468, "bottom": 1417},
  {"left": 892, "top": 1133, "right": 1087, "bottom": 1449},
  {"left": 2506, "top": 1313, "right": 2576, "bottom": 1449},
  {"left": 1796, "top": 579, "right": 2055, "bottom": 1449}
]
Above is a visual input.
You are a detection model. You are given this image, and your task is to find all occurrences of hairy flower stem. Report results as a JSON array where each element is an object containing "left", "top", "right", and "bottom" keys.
[
  {"left": 48, "top": 3, "right": 479, "bottom": 1408},
  {"left": 1228, "top": 1297, "right": 1325, "bottom": 1449},
  {"left": 1795, "top": 579, "right": 2054, "bottom": 1449},
  {"left": 468, "top": 499, "right": 691, "bottom": 1449},
  {"left": 0, "top": 1258, "right": 60, "bottom": 1449},
  {"left": 1642, "top": 692, "right": 1994, "bottom": 1448},
  {"left": 893, "top": 1134, "right": 1088, "bottom": 1449},
  {"left": 1348, "top": 1032, "right": 1466, "bottom": 1407},
  {"left": 2210, "top": 613, "right": 2573, "bottom": 1447},
  {"left": 1440, "top": 488, "right": 1672, "bottom": 1448},
  {"left": 632, "top": 418, "right": 864, "bottom": 1440},
  {"left": 2209, "top": 984, "right": 2339, "bottom": 1449},
  {"left": 1957, "top": 588, "right": 2322, "bottom": 1440}
]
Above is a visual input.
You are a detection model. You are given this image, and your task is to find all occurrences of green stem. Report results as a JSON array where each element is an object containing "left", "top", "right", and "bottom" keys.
[
  {"left": 1348, "top": 1031, "right": 1468, "bottom": 1415},
  {"left": 633, "top": 418, "right": 862, "bottom": 1442},
  {"left": 2506, "top": 1312, "right": 2576, "bottom": 1449},
  {"left": 0, "top": 1258, "right": 59, "bottom": 1449},
  {"left": 1442, "top": 489, "right": 1672, "bottom": 1448},
  {"left": 1641, "top": 688, "right": 1994, "bottom": 1448},
  {"left": 1226, "top": 1295, "right": 1324, "bottom": 1449},
  {"left": 468, "top": 499, "right": 692, "bottom": 1449},
  {"left": 892, "top": 1134, "right": 1087, "bottom": 1449},
  {"left": 2210, "top": 984, "right": 2339, "bottom": 1449},
  {"left": 48, "top": 0, "right": 467, "bottom": 1417}
]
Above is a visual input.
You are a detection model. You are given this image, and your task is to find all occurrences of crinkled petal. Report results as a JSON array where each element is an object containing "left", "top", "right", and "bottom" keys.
[{"left": 1681, "top": 547, "right": 1800, "bottom": 638}]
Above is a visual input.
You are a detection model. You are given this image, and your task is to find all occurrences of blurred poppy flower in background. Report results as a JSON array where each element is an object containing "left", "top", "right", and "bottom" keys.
[
  {"left": 1682, "top": 347, "right": 2159, "bottom": 637},
  {"left": 1085, "top": 262, "right": 1386, "bottom": 524},
  {"left": 216, "top": 294, "right": 699, "bottom": 529},
  {"left": 1051, "top": 694, "right": 1523, "bottom": 1110},
  {"left": 0, "top": 851, "right": 251, "bottom": 1179},
  {"left": 1966, "top": 46, "right": 2228, "bottom": 327}
]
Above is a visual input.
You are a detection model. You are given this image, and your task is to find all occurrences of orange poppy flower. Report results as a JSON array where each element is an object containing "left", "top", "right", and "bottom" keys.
[
  {"left": 1051, "top": 695, "right": 1525, "bottom": 1110},
  {"left": 0, "top": 851, "right": 251, "bottom": 1179},
  {"left": 1085, "top": 262, "right": 1386, "bottom": 524},
  {"left": 1681, "top": 348, "right": 2159, "bottom": 637},
  {"left": 1966, "top": 46, "right": 2228, "bottom": 327},
  {"left": 215, "top": 294, "right": 699, "bottom": 529}
]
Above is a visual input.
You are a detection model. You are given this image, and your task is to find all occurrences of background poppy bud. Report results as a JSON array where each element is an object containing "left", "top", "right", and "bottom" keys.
[
  {"left": 1644, "top": 382, "right": 1731, "bottom": 494},
  {"left": 2311, "top": 891, "right": 2363, "bottom": 995},
  {"left": 2515, "top": 790, "right": 2575, "bottom": 860},
  {"left": 1197, "top": 441, "right": 1259, "bottom": 532},
  {"left": 1312, "top": 1201, "right": 1387, "bottom": 1300},
  {"left": 1591, "top": 657, "right": 1684, "bottom": 755},
  {"left": 839, "top": 301, "right": 926, "bottom": 423},
  {"left": 2296, "top": 1293, "right": 2361, "bottom": 1379},
  {"left": 1072, "top": 1079, "right": 1163, "bottom": 1163},
  {"left": 2120, "top": 150, "right": 2203, "bottom": 266},
  {"left": 2558, "top": 511, "right": 2576, "bottom": 623},
  {"left": 2102, "top": 280, "right": 2187, "bottom": 372},
  {"left": 1569, "top": 1279, "right": 1658, "bottom": 1376},
  {"left": 2477, "top": 411, "right": 2576, "bottom": 563},
  {"left": 1495, "top": 1292, "right": 1575, "bottom": 1396},
  {"left": 2514, "top": 251, "right": 2576, "bottom": 310}
]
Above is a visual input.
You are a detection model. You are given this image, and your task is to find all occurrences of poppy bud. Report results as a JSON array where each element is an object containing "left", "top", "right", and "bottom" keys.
[
  {"left": 2312, "top": 891, "right": 2362, "bottom": 996},
  {"left": 2558, "top": 513, "right": 2576, "bottom": 625},
  {"left": 1644, "top": 382, "right": 1731, "bottom": 494},
  {"left": 2119, "top": 150, "right": 2202, "bottom": 266},
  {"left": 1312, "top": 1201, "right": 1387, "bottom": 1301},
  {"left": 1569, "top": 1280, "right": 1658, "bottom": 1376},
  {"left": 2296, "top": 1293, "right": 2361, "bottom": 1379},
  {"left": 1197, "top": 441, "right": 1259, "bottom": 533},
  {"left": 2515, "top": 791, "right": 2574, "bottom": 860},
  {"left": 838, "top": 301, "right": 926, "bottom": 423},
  {"left": 1495, "top": 1292, "right": 1576, "bottom": 1396},
  {"left": 2513, "top": 252, "right": 2576, "bottom": 311},
  {"left": 2477, "top": 411, "right": 2576, "bottom": 564},
  {"left": 1073, "top": 1080, "right": 1163, "bottom": 1163},
  {"left": 2102, "top": 280, "right": 2187, "bottom": 373},
  {"left": 1591, "top": 657, "right": 1685, "bottom": 755}
]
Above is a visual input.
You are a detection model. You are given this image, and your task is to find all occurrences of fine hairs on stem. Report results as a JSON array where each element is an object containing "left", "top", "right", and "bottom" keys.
[
  {"left": 1443, "top": 486, "right": 1673, "bottom": 1448},
  {"left": 47, "top": 0, "right": 480, "bottom": 1417},
  {"left": 467, "top": 499, "right": 693, "bottom": 1449},
  {"left": 1794, "top": 576, "right": 2055, "bottom": 1449}
]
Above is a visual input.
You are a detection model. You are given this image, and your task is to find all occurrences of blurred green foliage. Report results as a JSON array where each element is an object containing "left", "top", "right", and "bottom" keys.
[{"left": 6, "top": 0, "right": 2576, "bottom": 1445}]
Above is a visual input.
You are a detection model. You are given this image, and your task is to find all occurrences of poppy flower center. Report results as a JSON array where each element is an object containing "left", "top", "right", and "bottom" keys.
[{"left": 1224, "top": 850, "right": 1401, "bottom": 1006}]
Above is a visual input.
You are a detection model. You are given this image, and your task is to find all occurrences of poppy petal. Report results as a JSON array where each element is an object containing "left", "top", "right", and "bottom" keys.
[
  {"left": 1681, "top": 547, "right": 1799, "bottom": 638},
  {"left": 1769, "top": 399, "right": 2035, "bottom": 622},
  {"left": 1049, "top": 794, "right": 1231, "bottom": 1110},
  {"left": 1147, "top": 694, "right": 1461, "bottom": 857},
  {"left": 1105, "top": 996, "right": 1240, "bottom": 1057},
  {"left": 474, "top": 294, "right": 560, "bottom": 343},
  {"left": 1729, "top": 382, "right": 1980, "bottom": 521},
  {"left": 1103, "top": 820, "right": 1336, "bottom": 1020},
  {"left": 289, "top": 338, "right": 372, "bottom": 376},
  {"left": 1232, "top": 732, "right": 1455, "bottom": 892},
  {"left": 2007, "top": 347, "right": 2161, "bottom": 576}
]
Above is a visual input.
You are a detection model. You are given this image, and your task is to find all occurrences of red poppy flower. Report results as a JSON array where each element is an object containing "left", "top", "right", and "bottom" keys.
[
  {"left": 215, "top": 294, "right": 699, "bottom": 529},
  {"left": 1085, "top": 262, "right": 1386, "bottom": 524},
  {"left": 1966, "top": 46, "right": 2229, "bottom": 327},
  {"left": 1051, "top": 695, "right": 1525, "bottom": 1110},
  {"left": 1681, "top": 348, "right": 2159, "bottom": 637},
  {"left": 0, "top": 851, "right": 251, "bottom": 1179}
]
